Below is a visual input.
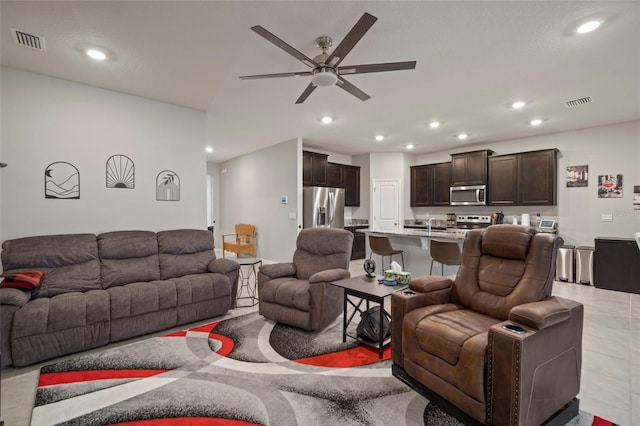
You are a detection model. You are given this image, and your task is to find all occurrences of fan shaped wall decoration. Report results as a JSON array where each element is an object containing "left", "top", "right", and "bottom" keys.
[
  {"left": 45, "top": 162, "right": 80, "bottom": 199},
  {"left": 106, "top": 154, "right": 135, "bottom": 189},
  {"left": 156, "top": 170, "right": 180, "bottom": 201}
]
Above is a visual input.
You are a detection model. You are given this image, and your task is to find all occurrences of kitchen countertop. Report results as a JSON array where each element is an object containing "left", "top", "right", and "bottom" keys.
[{"left": 357, "top": 228, "right": 466, "bottom": 240}]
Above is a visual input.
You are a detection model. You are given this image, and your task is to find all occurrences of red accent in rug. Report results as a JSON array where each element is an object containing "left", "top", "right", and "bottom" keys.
[
  {"left": 592, "top": 416, "right": 614, "bottom": 426},
  {"left": 295, "top": 343, "right": 391, "bottom": 367},
  {"left": 38, "top": 369, "right": 168, "bottom": 386},
  {"left": 111, "top": 418, "right": 258, "bottom": 426}
]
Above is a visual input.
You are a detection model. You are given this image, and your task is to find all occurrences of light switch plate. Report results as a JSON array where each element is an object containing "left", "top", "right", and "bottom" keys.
[{"left": 602, "top": 213, "right": 613, "bottom": 222}]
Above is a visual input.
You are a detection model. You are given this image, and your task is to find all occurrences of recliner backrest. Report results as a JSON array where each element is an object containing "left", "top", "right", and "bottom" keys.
[
  {"left": 451, "top": 225, "right": 561, "bottom": 320},
  {"left": 292, "top": 228, "right": 353, "bottom": 280}
]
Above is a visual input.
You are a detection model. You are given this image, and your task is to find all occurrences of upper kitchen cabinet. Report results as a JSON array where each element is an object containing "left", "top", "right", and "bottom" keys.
[
  {"left": 303, "top": 151, "right": 328, "bottom": 186},
  {"left": 488, "top": 149, "right": 557, "bottom": 206},
  {"left": 451, "top": 150, "right": 493, "bottom": 186},
  {"left": 518, "top": 149, "right": 557, "bottom": 205},
  {"left": 410, "top": 162, "right": 451, "bottom": 206},
  {"left": 326, "top": 162, "right": 361, "bottom": 206}
]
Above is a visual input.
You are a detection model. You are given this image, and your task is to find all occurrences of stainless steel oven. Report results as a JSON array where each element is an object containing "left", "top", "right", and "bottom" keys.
[{"left": 449, "top": 185, "right": 486, "bottom": 206}]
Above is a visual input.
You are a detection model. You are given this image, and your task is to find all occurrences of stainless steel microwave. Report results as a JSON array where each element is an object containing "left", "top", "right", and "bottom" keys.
[{"left": 450, "top": 185, "right": 486, "bottom": 206}]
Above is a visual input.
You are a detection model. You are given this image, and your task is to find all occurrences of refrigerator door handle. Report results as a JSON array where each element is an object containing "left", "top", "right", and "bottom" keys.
[{"left": 328, "top": 191, "right": 334, "bottom": 225}]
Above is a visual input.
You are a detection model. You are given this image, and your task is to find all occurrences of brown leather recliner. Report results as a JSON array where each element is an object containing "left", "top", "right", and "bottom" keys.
[
  {"left": 391, "top": 225, "right": 583, "bottom": 426},
  {"left": 258, "top": 228, "right": 353, "bottom": 331}
]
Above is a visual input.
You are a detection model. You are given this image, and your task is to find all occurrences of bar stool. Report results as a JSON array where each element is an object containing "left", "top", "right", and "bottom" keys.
[
  {"left": 368, "top": 235, "right": 404, "bottom": 272},
  {"left": 430, "top": 239, "right": 462, "bottom": 275}
]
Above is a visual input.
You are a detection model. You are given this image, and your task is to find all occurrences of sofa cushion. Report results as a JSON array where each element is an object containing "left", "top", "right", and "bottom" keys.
[
  {"left": 98, "top": 231, "right": 160, "bottom": 288},
  {"left": 157, "top": 230, "right": 215, "bottom": 280},
  {"left": 171, "top": 273, "right": 231, "bottom": 306},
  {"left": 1, "top": 234, "right": 100, "bottom": 298},
  {"left": 107, "top": 280, "right": 178, "bottom": 319},
  {"left": 10, "top": 290, "right": 110, "bottom": 366},
  {"left": 259, "top": 277, "right": 310, "bottom": 312}
]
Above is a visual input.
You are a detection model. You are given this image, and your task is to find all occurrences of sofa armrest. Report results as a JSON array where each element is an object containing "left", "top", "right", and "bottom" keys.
[
  {"left": 509, "top": 297, "right": 572, "bottom": 330},
  {"left": 207, "top": 258, "right": 240, "bottom": 275},
  {"left": 0, "top": 287, "right": 31, "bottom": 307},
  {"left": 488, "top": 297, "right": 583, "bottom": 426},
  {"left": 259, "top": 262, "right": 296, "bottom": 279},
  {"left": 309, "top": 268, "right": 350, "bottom": 284},
  {"left": 391, "top": 275, "right": 454, "bottom": 366}
]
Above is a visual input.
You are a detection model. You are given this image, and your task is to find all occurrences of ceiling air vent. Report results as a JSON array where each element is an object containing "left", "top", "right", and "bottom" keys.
[
  {"left": 565, "top": 96, "right": 592, "bottom": 107},
  {"left": 10, "top": 27, "right": 46, "bottom": 51}
]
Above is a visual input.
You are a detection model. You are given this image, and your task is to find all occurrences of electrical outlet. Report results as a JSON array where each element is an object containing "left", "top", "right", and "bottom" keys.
[
  {"left": 602, "top": 213, "right": 613, "bottom": 222},
  {"left": 288, "top": 212, "right": 296, "bottom": 220}
]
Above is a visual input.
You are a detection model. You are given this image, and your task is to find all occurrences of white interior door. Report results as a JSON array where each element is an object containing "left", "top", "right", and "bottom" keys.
[{"left": 372, "top": 179, "right": 400, "bottom": 231}]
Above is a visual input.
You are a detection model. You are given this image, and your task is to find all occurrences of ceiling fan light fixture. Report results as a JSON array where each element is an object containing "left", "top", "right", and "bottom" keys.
[{"left": 312, "top": 68, "right": 338, "bottom": 87}]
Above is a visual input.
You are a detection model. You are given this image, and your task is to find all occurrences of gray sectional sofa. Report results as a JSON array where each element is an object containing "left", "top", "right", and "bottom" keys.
[{"left": 0, "top": 229, "right": 240, "bottom": 367}]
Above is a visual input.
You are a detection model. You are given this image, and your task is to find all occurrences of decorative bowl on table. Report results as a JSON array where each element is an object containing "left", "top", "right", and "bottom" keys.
[{"left": 383, "top": 278, "right": 397, "bottom": 286}]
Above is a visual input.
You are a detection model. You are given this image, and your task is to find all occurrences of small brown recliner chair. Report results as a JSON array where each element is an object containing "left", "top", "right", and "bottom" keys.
[
  {"left": 391, "top": 225, "right": 583, "bottom": 426},
  {"left": 258, "top": 228, "right": 353, "bottom": 331}
]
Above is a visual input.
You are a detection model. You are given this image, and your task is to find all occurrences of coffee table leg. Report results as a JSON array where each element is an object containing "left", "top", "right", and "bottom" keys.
[{"left": 342, "top": 291, "right": 347, "bottom": 343}]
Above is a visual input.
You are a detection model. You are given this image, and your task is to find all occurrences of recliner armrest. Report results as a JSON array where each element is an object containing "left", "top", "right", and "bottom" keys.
[
  {"left": 309, "top": 268, "right": 350, "bottom": 283},
  {"left": 259, "top": 262, "right": 296, "bottom": 279},
  {"left": 0, "top": 287, "right": 31, "bottom": 307},
  {"left": 207, "top": 258, "right": 240, "bottom": 275},
  {"left": 509, "top": 296, "right": 572, "bottom": 330},
  {"left": 408, "top": 275, "right": 454, "bottom": 293}
]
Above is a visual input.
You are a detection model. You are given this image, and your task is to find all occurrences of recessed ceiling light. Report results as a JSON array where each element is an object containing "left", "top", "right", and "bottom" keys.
[
  {"left": 530, "top": 119, "right": 543, "bottom": 126},
  {"left": 205, "top": 147, "right": 213, "bottom": 153},
  {"left": 576, "top": 20, "right": 602, "bottom": 34},
  {"left": 458, "top": 133, "right": 469, "bottom": 140},
  {"left": 511, "top": 101, "right": 526, "bottom": 109},
  {"left": 429, "top": 121, "right": 441, "bottom": 128},
  {"left": 86, "top": 49, "right": 106, "bottom": 61},
  {"left": 321, "top": 116, "right": 333, "bottom": 124},
  {"left": 375, "top": 134, "right": 384, "bottom": 141},
  {"left": 406, "top": 144, "right": 414, "bottom": 150}
]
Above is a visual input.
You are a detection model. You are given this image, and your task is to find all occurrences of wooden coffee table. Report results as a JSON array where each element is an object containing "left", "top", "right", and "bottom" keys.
[{"left": 330, "top": 275, "right": 408, "bottom": 359}]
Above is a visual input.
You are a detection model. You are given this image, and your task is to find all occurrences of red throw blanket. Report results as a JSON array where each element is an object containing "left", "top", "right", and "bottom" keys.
[{"left": 0, "top": 271, "right": 45, "bottom": 290}]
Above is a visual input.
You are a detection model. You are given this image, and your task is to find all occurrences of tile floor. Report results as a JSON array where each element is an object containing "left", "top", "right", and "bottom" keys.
[{"left": 1, "top": 259, "right": 639, "bottom": 425}]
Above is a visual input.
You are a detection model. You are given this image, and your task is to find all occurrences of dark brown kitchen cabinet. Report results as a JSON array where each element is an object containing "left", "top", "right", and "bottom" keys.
[
  {"left": 594, "top": 237, "right": 640, "bottom": 294},
  {"left": 326, "top": 162, "right": 360, "bottom": 206},
  {"left": 518, "top": 149, "right": 557, "bottom": 206},
  {"left": 451, "top": 150, "right": 492, "bottom": 186},
  {"left": 302, "top": 151, "right": 328, "bottom": 186},
  {"left": 410, "top": 162, "right": 451, "bottom": 206},
  {"left": 488, "top": 155, "right": 518, "bottom": 206},
  {"left": 345, "top": 226, "right": 368, "bottom": 260},
  {"left": 488, "top": 149, "right": 557, "bottom": 206}
]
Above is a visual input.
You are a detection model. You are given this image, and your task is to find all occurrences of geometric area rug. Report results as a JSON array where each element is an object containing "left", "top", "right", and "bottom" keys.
[{"left": 31, "top": 312, "right": 617, "bottom": 425}]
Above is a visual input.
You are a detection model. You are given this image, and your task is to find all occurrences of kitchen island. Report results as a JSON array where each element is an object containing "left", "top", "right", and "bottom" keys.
[{"left": 358, "top": 228, "right": 466, "bottom": 277}]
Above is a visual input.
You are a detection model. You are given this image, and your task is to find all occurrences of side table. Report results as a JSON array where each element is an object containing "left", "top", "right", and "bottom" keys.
[{"left": 236, "top": 257, "right": 262, "bottom": 307}]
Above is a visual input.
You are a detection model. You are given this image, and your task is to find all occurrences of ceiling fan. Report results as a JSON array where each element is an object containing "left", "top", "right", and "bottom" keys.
[{"left": 239, "top": 12, "right": 417, "bottom": 104}]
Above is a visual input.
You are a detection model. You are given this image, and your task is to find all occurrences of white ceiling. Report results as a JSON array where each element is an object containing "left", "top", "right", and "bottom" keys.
[{"left": 2, "top": 1, "right": 639, "bottom": 163}]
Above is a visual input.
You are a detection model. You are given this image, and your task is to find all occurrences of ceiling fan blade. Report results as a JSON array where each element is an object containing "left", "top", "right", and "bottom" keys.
[
  {"left": 240, "top": 71, "right": 313, "bottom": 80},
  {"left": 251, "top": 26, "right": 319, "bottom": 68},
  {"left": 326, "top": 13, "right": 377, "bottom": 68},
  {"left": 338, "top": 61, "right": 417, "bottom": 75},
  {"left": 336, "top": 77, "right": 370, "bottom": 101},
  {"left": 295, "top": 83, "right": 317, "bottom": 104}
]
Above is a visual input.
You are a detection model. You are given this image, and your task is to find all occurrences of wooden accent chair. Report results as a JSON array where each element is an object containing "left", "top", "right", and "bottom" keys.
[
  {"left": 392, "top": 225, "right": 583, "bottom": 425},
  {"left": 222, "top": 224, "right": 257, "bottom": 258}
]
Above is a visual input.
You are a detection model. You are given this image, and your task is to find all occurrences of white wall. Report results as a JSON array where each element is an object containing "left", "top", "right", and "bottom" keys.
[
  {"left": 219, "top": 138, "right": 300, "bottom": 262},
  {"left": 350, "top": 153, "right": 370, "bottom": 220},
  {"left": 206, "top": 162, "right": 220, "bottom": 246},
  {"left": 0, "top": 67, "right": 208, "bottom": 241},
  {"left": 410, "top": 120, "right": 640, "bottom": 246}
]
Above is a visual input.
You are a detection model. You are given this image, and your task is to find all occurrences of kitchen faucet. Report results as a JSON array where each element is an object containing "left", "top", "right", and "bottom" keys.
[{"left": 427, "top": 217, "right": 436, "bottom": 236}]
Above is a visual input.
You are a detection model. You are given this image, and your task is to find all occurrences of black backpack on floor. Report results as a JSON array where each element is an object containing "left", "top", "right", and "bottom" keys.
[{"left": 357, "top": 306, "right": 391, "bottom": 342}]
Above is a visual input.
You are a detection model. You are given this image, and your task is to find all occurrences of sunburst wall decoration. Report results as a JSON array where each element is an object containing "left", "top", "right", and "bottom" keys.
[{"left": 106, "top": 154, "right": 135, "bottom": 189}]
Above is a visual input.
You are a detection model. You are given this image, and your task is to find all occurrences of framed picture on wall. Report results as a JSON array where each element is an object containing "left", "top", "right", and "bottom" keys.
[
  {"left": 566, "top": 165, "right": 588, "bottom": 187},
  {"left": 597, "top": 174, "right": 623, "bottom": 198},
  {"left": 634, "top": 185, "right": 640, "bottom": 210},
  {"left": 45, "top": 162, "right": 80, "bottom": 199}
]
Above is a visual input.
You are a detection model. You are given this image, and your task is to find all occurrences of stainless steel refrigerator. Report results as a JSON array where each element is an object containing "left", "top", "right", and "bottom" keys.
[{"left": 303, "top": 186, "right": 345, "bottom": 229}]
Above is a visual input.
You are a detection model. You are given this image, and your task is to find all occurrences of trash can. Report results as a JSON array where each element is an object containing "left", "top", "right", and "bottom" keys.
[
  {"left": 556, "top": 245, "right": 575, "bottom": 283},
  {"left": 575, "top": 246, "right": 594, "bottom": 285}
]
